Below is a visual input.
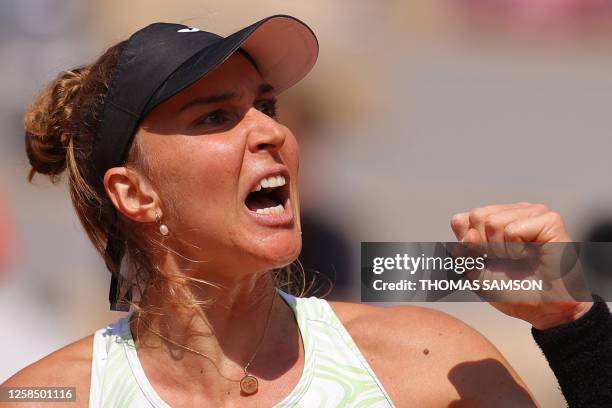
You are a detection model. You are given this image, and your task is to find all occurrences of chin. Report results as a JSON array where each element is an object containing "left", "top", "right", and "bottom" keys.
[{"left": 251, "top": 232, "right": 302, "bottom": 270}]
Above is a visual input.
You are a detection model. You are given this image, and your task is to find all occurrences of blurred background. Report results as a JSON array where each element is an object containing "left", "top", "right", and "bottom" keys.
[{"left": 2, "top": 0, "right": 612, "bottom": 406}]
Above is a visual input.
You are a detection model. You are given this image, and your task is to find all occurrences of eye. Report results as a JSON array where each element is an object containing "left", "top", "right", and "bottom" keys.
[
  {"left": 193, "top": 109, "right": 230, "bottom": 126},
  {"left": 255, "top": 99, "right": 277, "bottom": 119}
]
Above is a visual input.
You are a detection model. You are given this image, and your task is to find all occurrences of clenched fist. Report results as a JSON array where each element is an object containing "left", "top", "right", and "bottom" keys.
[{"left": 450, "top": 202, "right": 593, "bottom": 330}]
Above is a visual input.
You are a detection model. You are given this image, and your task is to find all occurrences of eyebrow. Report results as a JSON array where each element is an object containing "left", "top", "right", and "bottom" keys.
[{"left": 179, "top": 83, "right": 275, "bottom": 113}]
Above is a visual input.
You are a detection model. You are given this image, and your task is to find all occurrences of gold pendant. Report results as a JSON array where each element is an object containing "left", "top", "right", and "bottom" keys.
[{"left": 240, "top": 374, "right": 258, "bottom": 395}]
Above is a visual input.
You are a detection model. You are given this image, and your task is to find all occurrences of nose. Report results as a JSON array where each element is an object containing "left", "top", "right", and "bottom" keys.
[{"left": 246, "top": 109, "right": 287, "bottom": 154}]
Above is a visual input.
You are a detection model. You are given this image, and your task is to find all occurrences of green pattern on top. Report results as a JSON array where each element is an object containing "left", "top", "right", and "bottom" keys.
[{"left": 88, "top": 289, "right": 395, "bottom": 407}]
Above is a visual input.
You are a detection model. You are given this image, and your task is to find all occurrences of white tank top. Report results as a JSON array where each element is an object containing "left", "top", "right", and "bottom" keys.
[{"left": 88, "top": 289, "right": 395, "bottom": 407}]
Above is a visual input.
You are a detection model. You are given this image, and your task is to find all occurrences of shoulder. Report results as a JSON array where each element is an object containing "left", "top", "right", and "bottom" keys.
[
  {"left": 327, "top": 301, "right": 499, "bottom": 368},
  {"left": 1, "top": 334, "right": 94, "bottom": 408},
  {"left": 329, "top": 301, "right": 498, "bottom": 354},
  {"left": 328, "top": 301, "right": 539, "bottom": 407}
]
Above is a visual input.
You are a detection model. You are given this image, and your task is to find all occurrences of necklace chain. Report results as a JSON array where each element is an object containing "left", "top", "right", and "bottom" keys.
[{"left": 140, "top": 290, "right": 276, "bottom": 385}]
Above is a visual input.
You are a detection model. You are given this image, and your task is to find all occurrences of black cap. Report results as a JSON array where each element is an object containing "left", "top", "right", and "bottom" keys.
[{"left": 95, "top": 15, "right": 319, "bottom": 311}]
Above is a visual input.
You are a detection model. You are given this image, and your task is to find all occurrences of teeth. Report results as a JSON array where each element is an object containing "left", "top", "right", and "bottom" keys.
[
  {"left": 255, "top": 204, "right": 284, "bottom": 215},
  {"left": 251, "top": 175, "right": 286, "bottom": 192}
]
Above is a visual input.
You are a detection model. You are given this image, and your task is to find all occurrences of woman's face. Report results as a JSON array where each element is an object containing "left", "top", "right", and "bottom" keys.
[{"left": 135, "top": 52, "right": 301, "bottom": 278}]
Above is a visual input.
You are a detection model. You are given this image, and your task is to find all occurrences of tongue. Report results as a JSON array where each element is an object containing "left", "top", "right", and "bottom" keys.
[{"left": 245, "top": 192, "right": 278, "bottom": 211}]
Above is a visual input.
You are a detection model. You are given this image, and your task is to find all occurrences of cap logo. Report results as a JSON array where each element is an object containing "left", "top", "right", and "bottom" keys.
[{"left": 178, "top": 27, "right": 201, "bottom": 33}]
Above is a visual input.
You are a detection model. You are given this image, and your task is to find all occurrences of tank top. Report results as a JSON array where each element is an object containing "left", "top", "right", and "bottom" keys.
[{"left": 88, "top": 289, "right": 395, "bottom": 407}]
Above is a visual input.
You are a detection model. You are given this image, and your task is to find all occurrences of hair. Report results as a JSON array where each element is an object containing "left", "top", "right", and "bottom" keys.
[{"left": 24, "top": 40, "right": 330, "bottom": 322}]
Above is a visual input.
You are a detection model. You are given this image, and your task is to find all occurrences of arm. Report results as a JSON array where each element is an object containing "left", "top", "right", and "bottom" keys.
[
  {"left": 531, "top": 294, "right": 612, "bottom": 408},
  {"left": 450, "top": 203, "right": 612, "bottom": 406},
  {"left": 0, "top": 335, "right": 93, "bottom": 408}
]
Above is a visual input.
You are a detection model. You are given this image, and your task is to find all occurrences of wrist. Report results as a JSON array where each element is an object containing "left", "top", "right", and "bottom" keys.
[{"left": 532, "top": 301, "right": 594, "bottom": 331}]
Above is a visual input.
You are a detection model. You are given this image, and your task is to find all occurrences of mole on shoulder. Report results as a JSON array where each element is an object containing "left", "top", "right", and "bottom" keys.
[{"left": 423, "top": 348, "right": 430, "bottom": 355}]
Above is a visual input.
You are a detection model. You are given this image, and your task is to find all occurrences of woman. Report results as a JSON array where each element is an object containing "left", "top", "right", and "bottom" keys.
[{"left": 2, "top": 14, "right": 609, "bottom": 407}]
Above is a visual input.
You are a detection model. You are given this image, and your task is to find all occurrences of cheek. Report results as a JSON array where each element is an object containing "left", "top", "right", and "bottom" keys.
[
  {"left": 283, "top": 134, "right": 300, "bottom": 173},
  {"left": 153, "top": 137, "right": 244, "bottom": 222}
]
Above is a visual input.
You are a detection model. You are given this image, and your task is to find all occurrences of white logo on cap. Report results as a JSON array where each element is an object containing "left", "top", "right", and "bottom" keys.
[{"left": 178, "top": 27, "right": 200, "bottom": 33}]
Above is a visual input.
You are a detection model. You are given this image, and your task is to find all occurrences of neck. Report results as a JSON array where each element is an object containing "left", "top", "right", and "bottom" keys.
[{"left": 130, "top": 261, "right": 300, "bottom": 396}]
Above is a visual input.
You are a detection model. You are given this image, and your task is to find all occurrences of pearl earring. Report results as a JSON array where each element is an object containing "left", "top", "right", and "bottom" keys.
[{"left": 155, "top": 211, "right": 169, "bottom": 236}]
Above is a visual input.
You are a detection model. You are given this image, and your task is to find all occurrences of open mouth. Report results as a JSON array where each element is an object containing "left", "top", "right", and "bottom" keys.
[{"left": 245, "top": 174, "right": 290, "bottom": 215}]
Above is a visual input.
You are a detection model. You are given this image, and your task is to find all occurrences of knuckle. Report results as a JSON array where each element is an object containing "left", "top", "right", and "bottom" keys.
[
  {"left": 484, "top": 216, "right": 500, "bottom": 233},
  {"left": 548, "top": 211, "right": 563, "bottom": 224},
  {"left": 450, "top": 215, "right": 463, "bottom": 229},
  {"left": 533, "top": 203, "right": 550, "bottom": 213},
  {"left": 504, "top": 224, "right": 520, "bottom": 239},
  {"left": 451, "top": 212, "right": 465, "bottom": 224},
  {"left": 469, "top": 208, "right": 487, "bottom": 224}
]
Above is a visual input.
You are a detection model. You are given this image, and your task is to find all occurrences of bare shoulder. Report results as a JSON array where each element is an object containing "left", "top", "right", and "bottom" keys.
[
  {"left": 329, "top": 301, "right": 500, "bottom": 353},
  {"left": 1, "top": 334, "right": 93, "bottom": 407},
  {"left": 328, "top": 301, "right": 539, "bottom": 407}
]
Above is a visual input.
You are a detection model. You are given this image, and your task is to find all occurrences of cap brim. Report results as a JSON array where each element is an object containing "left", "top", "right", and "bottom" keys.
[{"left": 144, "top": 15, "right": 318, "bottom": 113}]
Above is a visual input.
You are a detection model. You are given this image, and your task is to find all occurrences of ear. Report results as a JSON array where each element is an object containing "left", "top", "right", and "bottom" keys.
[{"left": 103, "top": 167, "right": 159, "bottom": 223}]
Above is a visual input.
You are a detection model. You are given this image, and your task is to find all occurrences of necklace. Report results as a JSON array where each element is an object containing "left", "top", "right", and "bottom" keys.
[{"left": 143, "top": 291, "right": 276, "bottom": 395}]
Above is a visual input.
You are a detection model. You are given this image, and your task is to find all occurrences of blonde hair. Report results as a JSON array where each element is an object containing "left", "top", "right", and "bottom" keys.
[{"left": 24, "top": 39, "right": 329, "bottom": 321}]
